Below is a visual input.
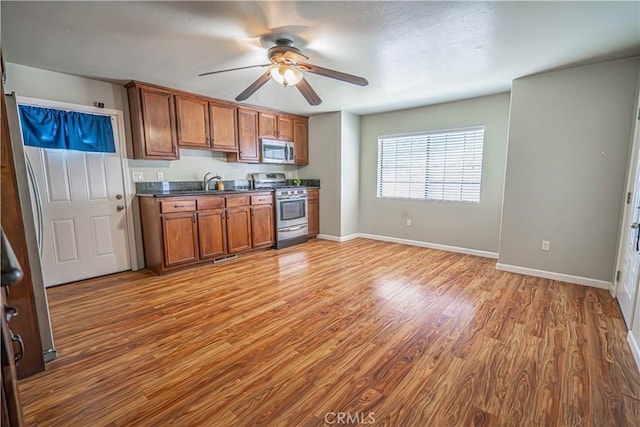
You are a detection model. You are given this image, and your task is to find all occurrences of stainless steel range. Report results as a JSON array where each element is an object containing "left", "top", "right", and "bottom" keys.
[{"left": 252, "top": 173, "right": 308, "bottom": 249}]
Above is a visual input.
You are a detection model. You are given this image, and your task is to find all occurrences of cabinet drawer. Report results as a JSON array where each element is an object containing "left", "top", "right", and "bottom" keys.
[
  {"left": 225, "top": 195, "right": 250, "bottom": 208},
  {"left": 197, "top": 196, "right": 225, "bottom": 210},
  {"left": 159, "top": 199, "right": 196, "bottom": 213},
  {"left": 251, "top": 194, "right": 273, "bottom": 205},
  {"left": 307, "top": 189, "right": 319, "bottom": 201}
]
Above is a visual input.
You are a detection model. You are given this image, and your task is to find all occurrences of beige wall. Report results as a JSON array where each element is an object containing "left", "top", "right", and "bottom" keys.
[
  {"left": 340, "top": 112, "right": 360, "bottom": 236},
  {"left": 499, "top": 57, "right": 640, "bottom": 282},
  {"left": 359, "top": 93, "right": 510, "bottom": 253},
  {"left": 299, "top": 112, "right": 342, "bottom": 237}
]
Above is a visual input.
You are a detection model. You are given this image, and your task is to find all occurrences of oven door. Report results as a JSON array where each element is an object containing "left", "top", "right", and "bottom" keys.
[{"left": 276, "top": 196, "right": 307, "bottom": 229}]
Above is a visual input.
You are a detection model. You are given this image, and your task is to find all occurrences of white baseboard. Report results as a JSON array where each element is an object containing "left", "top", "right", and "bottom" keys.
[
  {"left": 496, "top": 263, "right": 611, "bottom": 289},
  {"left": 353, "top": 233, "right": 498, "bottom": 259},
  {"left": 628, "top": 331, "right": 640, "bottom": 373},
  {"left": 317, "top": 233, "right": 360, "bottom": 243}
]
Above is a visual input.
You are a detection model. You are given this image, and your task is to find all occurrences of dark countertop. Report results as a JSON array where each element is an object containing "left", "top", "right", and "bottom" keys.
[{"left": 137, "top": 189, "right": 273, "bottom": 198}]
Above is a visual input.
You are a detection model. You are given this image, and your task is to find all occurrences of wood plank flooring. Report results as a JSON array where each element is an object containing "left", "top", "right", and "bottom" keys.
[{"left": 18, "top": 238, "right": 640, "bottom": 426}]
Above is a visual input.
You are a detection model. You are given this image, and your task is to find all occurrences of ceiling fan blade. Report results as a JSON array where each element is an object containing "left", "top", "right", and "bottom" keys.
[
  {"left": 283, "top": 50, "right": 309, "bottom": 62},
  {"left": 297, "top": 63, "right": 368, "bottom": 86},
  {"left": 235, "top": 71, "right": 272, "bottom": 102},
  {"left": 198, "top": 64, "right": 270, "bottom": 77},
  {"left": 296, "top": 78, "right": 322, "bottom": 106}
]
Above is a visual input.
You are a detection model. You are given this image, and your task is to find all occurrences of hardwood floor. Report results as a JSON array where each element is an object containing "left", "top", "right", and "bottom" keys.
[{"left": 18, "top": 238, "right": 640, "bottom": 426}]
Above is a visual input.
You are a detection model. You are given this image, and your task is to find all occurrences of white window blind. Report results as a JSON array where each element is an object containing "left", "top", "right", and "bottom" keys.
[{"left": 377, "top": 126, "right": 485, "bottom": 202}]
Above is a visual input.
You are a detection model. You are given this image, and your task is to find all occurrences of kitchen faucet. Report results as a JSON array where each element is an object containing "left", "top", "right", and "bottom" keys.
[{"left": 203, "top": 172, "right": 222, "bottom": 191}]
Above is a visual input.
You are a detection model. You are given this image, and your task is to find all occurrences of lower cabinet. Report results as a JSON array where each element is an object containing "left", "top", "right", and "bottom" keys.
[
  {"left": 161, "top": 212, "right": 199, "bottom": 266},
  {"left": 307, "top": 188, "right": 320, "bottom": 238},
  {"left": 198, "top": 209, "right": 227, "bottom": 259},
  {"left": 227, "top": 207, "right": 252, "bottom": 253},
  {"left": 139, "top": 192, "right": 274, "bottom": 274},
  {"left": 251, "top": 204, "right": 274, "bottom": 248}
]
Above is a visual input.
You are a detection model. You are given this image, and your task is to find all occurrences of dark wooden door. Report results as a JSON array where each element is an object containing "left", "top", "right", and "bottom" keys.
[
  {"left": 237, "top": 108, "right": 259, "bottom": 162},
  {"left": 251, "top": 205, "right": 274, "bottom": 249},
  {"left": 209, "top": 103, "right": 238, "bottom": 152},
  {"left": 293, "top": 119, "right": 308, "bottom": 165},
  {"left": 226, "top": 207, "right": 252, "bottom": 254},
  {"left": 140, "top": 87, "right": 178, "bottom": 158},
  {"left": 307, "top": 189, "right": 320, "bottom": 237},
  {"left": 258, "top": 112, "right": 278, "bottom": 139},
  {"left": 198, "top": 209, "right": 227, "bottom": 259},
  {"left": 175, "top": 95, "right": 209, "bottom": 149},
  {"left": 277, "top": 115, "right": 293, "bottom": 141},
  {"left": 161, "top": 213, "right": 199, "bottom": 267}
]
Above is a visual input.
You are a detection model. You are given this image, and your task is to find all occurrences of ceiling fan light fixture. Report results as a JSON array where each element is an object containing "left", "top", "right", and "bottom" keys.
[{"left": 270, "top": 64, "right": 303, "bottom": 87}]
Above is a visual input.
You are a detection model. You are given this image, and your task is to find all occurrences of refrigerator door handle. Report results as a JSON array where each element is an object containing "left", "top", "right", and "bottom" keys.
[{"left": 25, "top": 152, "right": 44, "bottom": 257}]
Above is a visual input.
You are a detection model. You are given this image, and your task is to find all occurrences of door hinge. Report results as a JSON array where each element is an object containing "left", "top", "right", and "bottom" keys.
[
  {"left": 616, "top": 270, "right": 621, "bottom": 282},
  {"left": 637, "top": 107, "right": 640, "bottom": 120},
  {"left": 627, "top": 192, "right": 632, "bottom": 204}
]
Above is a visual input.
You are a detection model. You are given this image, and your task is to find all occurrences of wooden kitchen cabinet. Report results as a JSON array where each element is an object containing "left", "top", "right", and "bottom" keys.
[
  {"left": 307, "top": 188, "right": 320, "bottom": 238},
  {"left": 293, "top": 117, "right": 309, "bottom": 165},
  {"left": 175, "top": 95, "right": 209, "bottom": 149},
  {"left": 259, "top": 112, "right": 293, "bottom": 141},
  {"left": 126, "top": 82, "right": 179, "bottom": 159},
  {"left": 209, "top": 102, "right": 238, "bottom": 152},
  {"left": 228, "top": 108, "right": 259, "bottom": 163},
  {"left": 161, "top": 212, "right": 199, "bottom": 267},
  {"left": 251, "top": 195, "right": 274, "bottom": 249},
  {"left": 226, "top": 207, "right": 252, "bottom": 253},
  {"left": 139, "top": 192, "right": 275, "bottom": 273},
  {"left": 198, "top": 209, "right": 227, "bottom": 259}
]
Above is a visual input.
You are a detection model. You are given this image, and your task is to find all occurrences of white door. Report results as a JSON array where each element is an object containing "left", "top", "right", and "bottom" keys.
[
  {"left": 23, "top": 115, "right": 131, "bottom": 287},
  {"left": 617, "top": 113, "right": 640, "bottom": 327}
]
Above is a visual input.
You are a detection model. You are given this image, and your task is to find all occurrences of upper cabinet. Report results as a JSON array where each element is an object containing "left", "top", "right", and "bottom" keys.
[
  {"left": 127, "top": 82, "right": 179, "bottom": 160},
  {"left": 175, "top": 96, "right": 238, "bottom": 153},
  {"left": 293, "top": 117, "right": 309, "bottom": 165},
  {"left": 175, "top": 95, "right": 209, "bottom": 149},
  {"left": 126, "top": 81, "right": 307, "bottom": 162},
  {"left": 258, "top": 112, "right": 293, "bottom": 141},
  {"left": 208, "top": 102, "right": 238, "bottom": 152},
  {"left": 228, "top": 108, "right": 260, "bottom": 163}
]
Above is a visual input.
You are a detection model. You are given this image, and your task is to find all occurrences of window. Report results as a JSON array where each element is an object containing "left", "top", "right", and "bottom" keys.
[{"left": 377, "top": 126, "right": 485, "bottom": 202}]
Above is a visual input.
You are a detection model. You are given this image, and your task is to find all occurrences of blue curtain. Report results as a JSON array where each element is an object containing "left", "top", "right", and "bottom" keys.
[{"left": 19, "top": 105, "right": 116, "bottom": 153}]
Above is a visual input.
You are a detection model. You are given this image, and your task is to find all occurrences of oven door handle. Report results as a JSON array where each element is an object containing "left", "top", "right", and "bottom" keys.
[{"left": 280, "top": 225, "right": 307, "bottom": 232}]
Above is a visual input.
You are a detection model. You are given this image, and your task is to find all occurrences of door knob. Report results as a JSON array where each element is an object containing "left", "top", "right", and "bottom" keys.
[
  {"left": 116, "top": 194, "right": 123, "bottom": 200},
  {"left": 116, "top": 205, "right": 125, "bottom": 212},
  {"left": 631, "top": 223, "right": 640, "bottom": 229}
]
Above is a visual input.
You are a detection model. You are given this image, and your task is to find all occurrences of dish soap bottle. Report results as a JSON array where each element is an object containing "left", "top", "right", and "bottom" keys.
[{"left": 216, "top": 181, "right": 224, "bottom": 191}]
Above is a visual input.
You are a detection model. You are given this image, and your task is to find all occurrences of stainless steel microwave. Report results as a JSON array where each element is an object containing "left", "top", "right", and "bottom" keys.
[{"left": 261, "top": 138, "right": 294, "bottom": 164}]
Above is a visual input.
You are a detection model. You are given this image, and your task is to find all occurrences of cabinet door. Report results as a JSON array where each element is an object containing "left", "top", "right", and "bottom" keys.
[
  {"left": 209, "top": 103, "right": 238, "bottom": 152},
  {"left": 176, "top": 95, "right": 210, "bottom": 149},
  {"left": 140, "top": 87, "right": 179, "bottom": 158},
  {"left": 277, "top": 115, "right": 293, "bottom": 141},
  {"left": 198, "top": 209, "right": 227, "bottom": 259},
  {"left": 251, "top": 205, "right": 274, "bottom": 249},
  {"left": 161, "top": 212, "right": 199, "bottom": 266},
  {"left": 226, "top": 207, "right": 252, "bottom": 254},
  {"left": 258, "top": 112, "right": 278, "bottom": 139},
  {"left": 237, "top": 108, "right": 259, "bottom": 162},
  {"left": 293, "top": 118, "right": 308, "bottom": 165},
  {"left": 307, "top": 190, "right": 319, "bottom": 237}
]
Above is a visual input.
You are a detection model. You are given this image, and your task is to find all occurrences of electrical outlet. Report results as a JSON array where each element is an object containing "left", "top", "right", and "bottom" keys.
[
  {"left": 406, "top": 219, "right": 412, "bottom": 227},
  {"left": 132, "top": 171, "right": 144, "bottom": 182},
  {"left": 541, "top": 240, "right": 550, "bottom": 251},
  {"left": 157, "top": 172, "right": 164, "bottom": 181}
]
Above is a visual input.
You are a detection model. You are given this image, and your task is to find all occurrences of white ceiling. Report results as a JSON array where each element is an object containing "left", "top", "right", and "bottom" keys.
[{"left": 2, "top": 1, "right": 639, "bottom": 116}]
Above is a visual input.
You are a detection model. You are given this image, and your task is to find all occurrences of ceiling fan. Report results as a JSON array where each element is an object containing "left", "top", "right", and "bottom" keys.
[{"left": 198, "top": 38, "right": 368, "bottom": 106}]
